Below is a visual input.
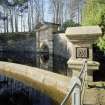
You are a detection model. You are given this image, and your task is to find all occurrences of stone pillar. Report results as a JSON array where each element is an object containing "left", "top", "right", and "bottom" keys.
[{"left": 65, "top": 26, "right": 102, "bottom": 82}]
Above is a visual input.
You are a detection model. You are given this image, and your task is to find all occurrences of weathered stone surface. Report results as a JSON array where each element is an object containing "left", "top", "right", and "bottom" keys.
[
  {"left": 66, "top": 26, "right": 102, "bottom": 83},
  {"left": 53, "top": 33, "right": 75, "bottom": 58},
  {"left": 65, "top": 26, "right": 102, "bottom": 60},
  {"left": 66, "top": 26, "right": 102, "bottom": 36},
  {"left": 67, "top": 59, "right": 100, "bottom": 82},
  {"left": 68, "top": 60, "right": 100, "bottom": 70},
  {"left": 0, "top": 61, "right": 71, "bottom": 105},
  {"left": 83, "top": 87, "right": 105, "bottom": 105},
  {"left": 36, "top": 22, "right": 59, "bottom": 70}
]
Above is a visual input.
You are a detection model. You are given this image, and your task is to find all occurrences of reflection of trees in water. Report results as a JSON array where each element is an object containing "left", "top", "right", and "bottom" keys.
[{"left": 0, "top": 75, "right": 53, "bottom": 105}]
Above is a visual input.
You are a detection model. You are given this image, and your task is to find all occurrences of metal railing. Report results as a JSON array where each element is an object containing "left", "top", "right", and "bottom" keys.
[
  {"left": 60, "top": 59, "right": 87, "bottom": 105},
  {"left": 80, "top": 60, "right": 87, "bottom": 105}
]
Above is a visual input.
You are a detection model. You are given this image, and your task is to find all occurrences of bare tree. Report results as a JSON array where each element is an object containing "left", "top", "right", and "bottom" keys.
[
  {"left": 6, "top": 8, "right": 9, "bottom": 33},
  {"left": 15, "top": 6, "right": 18, "bottom": 32},
  {"left": 0, "top": 0, "right": 82, "bottom": 33},
  {"left": 49, "top": 0, "right": 65, "bottom": 24}
]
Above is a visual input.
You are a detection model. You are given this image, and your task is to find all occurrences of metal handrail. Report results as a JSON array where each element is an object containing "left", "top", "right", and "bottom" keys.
[
  {"left": 78, "top": 59, "right": 87, "bottom": 79},
  {"left": 61, "top": 83, "right": 78, "bottom": 105},
  {"left": 60, "top": 59, "right": 87, "bottom": 105},
  {"left": 80, "top": 60, "right": 87, "bottom": 105}
]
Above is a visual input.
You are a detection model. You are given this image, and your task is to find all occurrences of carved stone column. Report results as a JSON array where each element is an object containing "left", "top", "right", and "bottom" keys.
[{"left": 65, "top": 26, "right": 102, "bottom": 82}]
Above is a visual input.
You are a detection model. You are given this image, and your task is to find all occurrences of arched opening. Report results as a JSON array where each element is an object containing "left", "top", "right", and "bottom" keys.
[{"left": 40, "top": 43, "right": 49, "bottom": 64}]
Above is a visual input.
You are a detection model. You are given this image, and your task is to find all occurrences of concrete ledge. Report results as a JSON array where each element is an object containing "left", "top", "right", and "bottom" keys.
[
  {"left": 67, "top": 60, "right": 100, "bottom": 82},
  {"left": 65, "top": 26, "right": 102, "bottom": 36},
  {"left": 68, "top": 60, "right": 100, "bottom": 71},
  {"left": 0, "top": 61, "right": 71, "bottom": 105}
]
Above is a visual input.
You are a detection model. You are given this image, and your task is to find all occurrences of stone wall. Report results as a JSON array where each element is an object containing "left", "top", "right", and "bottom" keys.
[
  {"left": 0, "top": 32, "right": 36, "bottom": 66},
  {"left": 35, "top": 23, "right": 59, "bottom": 71},
  {"left": 0, "top": 32, "right": 36, "bottom": 52}
]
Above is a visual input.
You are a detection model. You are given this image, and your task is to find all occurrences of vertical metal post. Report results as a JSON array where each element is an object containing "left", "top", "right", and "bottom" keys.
[
  {"left": 61, "top": 59, "right": 87, "bottom": 105},
  {"left": 71, "top": 77, "right": 81, "bottom": 105},
  {"left": 72, "top": 84, "right": 81, "bottom": 105}
]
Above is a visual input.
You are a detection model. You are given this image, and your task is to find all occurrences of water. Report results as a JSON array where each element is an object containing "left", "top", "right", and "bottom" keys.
[
  {"left": 0, "top": 75, "right": 54, "bottom": 105},
  {"left": 0, "top": 35, "right": 68, "bottom": 105}
]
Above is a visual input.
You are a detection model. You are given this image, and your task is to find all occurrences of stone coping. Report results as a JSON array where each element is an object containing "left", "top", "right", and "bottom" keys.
[
  {"left": 65, "top": 26, "right": 102, "bottom": 36},
  {"left": 68, "top": 60, "right": 100, "bottom": 71},
  {"left": 0, "top": 61, "right": 71, "bottom": 105}
]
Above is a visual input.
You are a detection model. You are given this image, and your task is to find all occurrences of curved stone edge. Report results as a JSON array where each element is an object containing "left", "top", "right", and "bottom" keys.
[{"left": 0, "top": 61, "right": 71, "bottom": 105}]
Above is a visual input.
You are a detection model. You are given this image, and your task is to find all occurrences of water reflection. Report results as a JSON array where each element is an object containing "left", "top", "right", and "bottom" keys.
[{"left": 0, "top": 75, "right": 54, "bottom": 105}]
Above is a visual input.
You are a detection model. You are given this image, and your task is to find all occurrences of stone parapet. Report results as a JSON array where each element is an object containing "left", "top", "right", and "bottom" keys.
[
  {"left": 68, "top": 60, "right": 99, "bottom": 70},
  {"left": 0, "top": 61, "right": 71, "bottom": 105},
  {"left": 65, "top": 26, "right": 102, "bottom": 82},
  {"left": 67, "top": 59, "right": 100, "bottom": 82},
  {"left": 65, "top": 26, "right": 102, "bottom": 60}
]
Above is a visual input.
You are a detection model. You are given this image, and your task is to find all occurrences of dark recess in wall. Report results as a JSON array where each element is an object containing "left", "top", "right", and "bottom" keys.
[{"left": 93, "top": 45, "right": 105, "bottom": 81}]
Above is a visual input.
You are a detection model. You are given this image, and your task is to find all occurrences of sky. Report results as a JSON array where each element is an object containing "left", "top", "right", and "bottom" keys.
[
  {"left": 0, "top": 0, "right": 82, "bottom": 32},
  {"left": 0, "top": 0, "right": 53, "bottom": 32}
]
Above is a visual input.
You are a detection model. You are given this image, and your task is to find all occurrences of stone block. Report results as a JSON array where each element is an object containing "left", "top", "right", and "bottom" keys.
[
  {"left": 65, "top": 26, "right": 102, "bottom": 60},
  {"left": 67, "top": 60, "right": 100, "bottom": 82}
]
